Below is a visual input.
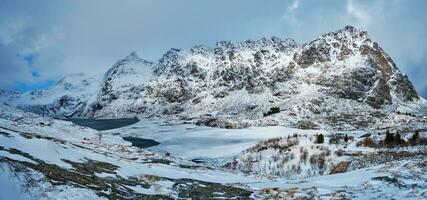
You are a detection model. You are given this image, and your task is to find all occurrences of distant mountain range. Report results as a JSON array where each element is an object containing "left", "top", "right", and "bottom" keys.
[{"left": 1, "top": 26, "right": 426, "bottom": 130}]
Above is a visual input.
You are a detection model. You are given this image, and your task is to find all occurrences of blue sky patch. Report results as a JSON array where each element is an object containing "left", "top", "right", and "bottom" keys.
[{"left": 14, "top": 79, "right": 55, "bottom": 92}]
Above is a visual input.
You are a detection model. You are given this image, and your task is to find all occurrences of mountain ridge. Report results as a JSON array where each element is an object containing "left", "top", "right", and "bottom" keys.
[{"left": 1, "top": 25, "right": 426, "bottom": 130}]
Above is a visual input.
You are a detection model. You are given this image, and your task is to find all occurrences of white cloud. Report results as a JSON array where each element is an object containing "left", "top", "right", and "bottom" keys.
[{"left": 288, "top": 0, "right": 300, "bottom": 12}]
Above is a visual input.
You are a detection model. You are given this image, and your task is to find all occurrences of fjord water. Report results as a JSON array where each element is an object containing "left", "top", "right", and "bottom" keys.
[
  {"left": 69, "top": 118, "right": 139, "bottom": 131},
  {"left": 69, "top": 118, "right": 160, "bottom": 148}
]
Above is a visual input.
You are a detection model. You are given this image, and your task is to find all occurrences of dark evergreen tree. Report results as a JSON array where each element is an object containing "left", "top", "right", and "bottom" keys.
[
  {"left": 394, "top": 133, "right": 402, "bottom": 146},
  {"left": 316, "top": 133, "right": 324, "bottom": 144},
  {"left": 384, "top": 130, "right": 394, "bottom": 145},
  {"left": 344, "top": 134, "right": 349, "bottom": 143},
  {"left": 410, "top": 131, "right": 420, "bottom": 145}
]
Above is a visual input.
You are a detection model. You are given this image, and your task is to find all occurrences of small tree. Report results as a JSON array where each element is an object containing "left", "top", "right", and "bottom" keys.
[
  {"left": 344, "top": 134, "right": 349, "bottom": 143},
  {"left": 384, "top": 130, "right": 394, "bottom": 145},
  {"left": 316, "top": 133, "right": 324, "bottom": 144},
  {"left": 410, "top": 131, "right": 420, "bottom": 145}
]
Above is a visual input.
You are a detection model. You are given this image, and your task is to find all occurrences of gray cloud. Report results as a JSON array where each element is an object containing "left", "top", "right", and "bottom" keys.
[{"left": 0, "top": 0, "right": 426, "bottom": 97}]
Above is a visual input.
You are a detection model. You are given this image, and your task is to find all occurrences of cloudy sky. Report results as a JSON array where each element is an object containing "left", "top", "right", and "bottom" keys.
[{"left": 1, "top": 0, "right": 426, "bottom": 97}]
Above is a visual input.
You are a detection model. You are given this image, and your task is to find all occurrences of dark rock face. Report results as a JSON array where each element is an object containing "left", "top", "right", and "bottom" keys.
[
  {"left": 292, "top": 25, "right": 419, "bottom": 110},
  {"left": 267, "top": 62, "right": 295, "bottom": 84},
  {"left": 338, "top": 44, "right": 353, "bottom": 61},
  {"left": 390, "top": 74, "right": 419, "bottom": 101},
  {"left": 360, "top": 43, "right": 394, "bottom": 77},
  {"left": 316, "top": 67, "right": 376, "bottom": 101},
  {"left": 215, "top": 65, "right": 267, "bottom": 93},
  {"left": 295, "top": 39, "right": 331, "bottom": 68},
  {"left": 148, "top": 79, "right": 191, "bottom": 103},
  {"left": 358, "top": 43, "right": 419, "bottom": 103},
  {"left": 364, "top": 78, "right": 392, "bottom": 109}
]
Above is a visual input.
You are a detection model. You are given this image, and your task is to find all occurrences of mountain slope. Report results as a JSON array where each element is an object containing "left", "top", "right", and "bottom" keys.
[{"left": 84, "top": 52, "right": 154, "bottom": 118}]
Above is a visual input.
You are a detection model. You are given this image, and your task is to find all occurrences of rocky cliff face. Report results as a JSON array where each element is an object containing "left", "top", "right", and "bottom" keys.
[
  {"left": 292, "top": 26, "right": 418, "bottom": 109},
  {"left": 2, "top": 26, "right": 425, "bottom": 130},
  {"left": 137, "top": 26, "right": 424, "bottom": 129}
]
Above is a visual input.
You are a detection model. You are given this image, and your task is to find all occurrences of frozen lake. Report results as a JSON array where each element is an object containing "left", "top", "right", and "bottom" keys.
[{"left": 102, "top": 119, "right": 324, "bottom": 160}]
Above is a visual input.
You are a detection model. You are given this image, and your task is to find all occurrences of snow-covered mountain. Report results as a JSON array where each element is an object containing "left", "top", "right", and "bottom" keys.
[
  {"left": 2, "top": 26, "right": 426, "bottom": 130},
  {"left": 1, "top": 74, "right": 100, "bottom": 118},
  {"left": 83, "top": 52, "right": 154, "bottom": 118}
]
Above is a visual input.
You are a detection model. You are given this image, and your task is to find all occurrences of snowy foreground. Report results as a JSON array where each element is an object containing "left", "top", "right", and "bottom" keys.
[{"left": 0, "top": 103, "right": 426, "bottom": 199}]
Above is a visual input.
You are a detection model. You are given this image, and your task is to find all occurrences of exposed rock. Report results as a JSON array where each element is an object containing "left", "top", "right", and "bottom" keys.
[
  {"left": 296, "top": 120, "right": 318, "bottom": 130},
  {"left": 330, "top": 161, "right": 350, "bottom": 174}
]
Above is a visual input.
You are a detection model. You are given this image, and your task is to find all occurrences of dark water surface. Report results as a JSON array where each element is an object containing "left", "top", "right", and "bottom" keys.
[
  {"left": 69, "top": 118, "right": 160, "bottom": 148},
  {"left": 122, "top": 136, "right": 160, "bottom": 148},
  {"left": 69, "top": 118, "right": 139, "bottom": 131}
]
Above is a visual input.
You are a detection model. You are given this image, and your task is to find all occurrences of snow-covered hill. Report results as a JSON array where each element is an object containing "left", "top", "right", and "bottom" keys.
[
  {"left": 1, "top": 102, "right": 425, "bottom": 199},
  {"left": 2, "top": 26, "right": 426, "bottom": 130},
  {"left": 0, "top": 103, "right": 260, "bottom": 199}
]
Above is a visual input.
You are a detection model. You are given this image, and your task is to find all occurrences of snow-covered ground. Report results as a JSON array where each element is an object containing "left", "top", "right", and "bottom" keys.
[
  {"left": 1, "top": 103, "right": 426, "bottom": 199},
  {"left": 251, "top": 156, "right": 427, "bottom": 199},
  {"left": 0, "top": 103, "right": 262, "bottom": 199}
]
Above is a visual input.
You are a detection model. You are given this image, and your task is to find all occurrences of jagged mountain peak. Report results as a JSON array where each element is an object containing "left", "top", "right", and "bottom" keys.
[
  {"left": 159, "top": 36, "right": 300, "bottom": 59},
  {"left": 320, "top": 25, "right": 368, "bottom": 39},
  {"left": 214, "top": 36, "right": 300, "bottom": 51},
  {"left": 302, "top": 25, "right": 371, "bottom": 53},
  {"left": 296, "top": 25, "right": 385, "bottom": 69},
  {"left": 123, "top": 51, "right": 141, "bottom": 62},
  {"left": 154, "top": 36, "right": 300, "bottom": 77},
  {"left": 117, "top": 51, "right": 153, "bottom": 65},
  {"left": 102, "top": 51, "right": 154, "bottom": 87},
  {"left": 104, "top": 52, "right": 154, "bottom": 82}
]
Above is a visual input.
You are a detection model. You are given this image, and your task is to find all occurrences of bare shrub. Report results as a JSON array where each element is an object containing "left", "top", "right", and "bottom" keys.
[
  {"left": 272, "top": 154, "right": 280, "bottom": 162},
  {"left": 309, "top": 153, "right": 327, "bottom": 172},
  {"left": 335, "top": 149, "right": 344, "bottom": 157},
  {"left": 300, "top": 149, "right": 308, "bottom": 163},
  {"left": 325, "top": 148, "right": 331, "bottom": 156},
  {"left": 356, "top": 137, "right": 377, "bottom": 148}
]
